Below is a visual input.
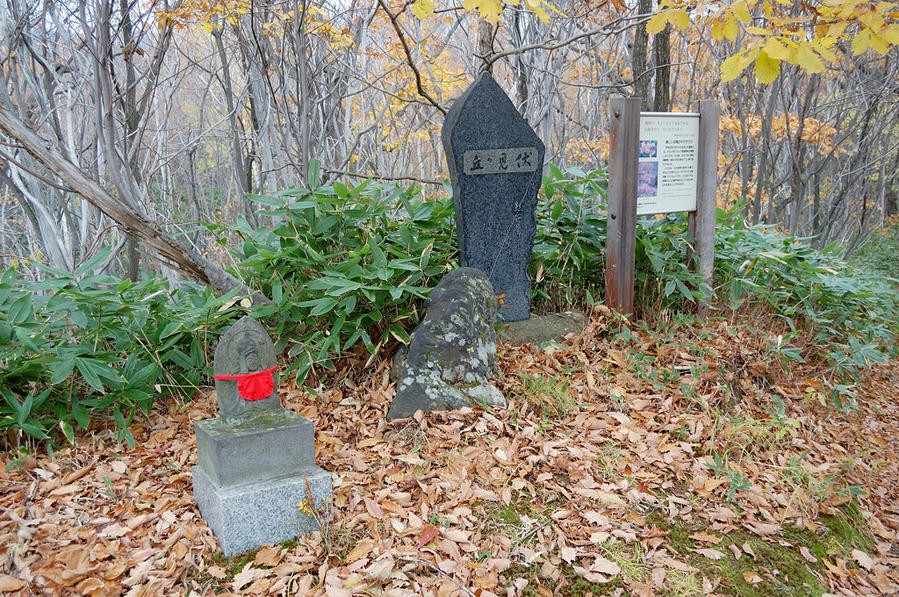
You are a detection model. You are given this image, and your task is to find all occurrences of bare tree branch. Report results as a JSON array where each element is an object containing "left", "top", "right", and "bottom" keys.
[
  {"left": 0, "top": 105, "right": 270, "bottom": 305},
  {"left": 376, "top": 0, "right": 447, "bottom": 115},
  {"left": 0, "top": 149, "right": 76, "bottom": 192},
  {"left": 482, "top": 12, "right": 652, "bottom": 68},
  {"left": 323, "top": 167, "right": 442, "bottom": 186}
]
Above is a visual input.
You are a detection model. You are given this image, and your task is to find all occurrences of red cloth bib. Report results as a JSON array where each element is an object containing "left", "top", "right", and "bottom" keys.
[{"left": 213, "top": 365, "right": 277, "bottom": 401}]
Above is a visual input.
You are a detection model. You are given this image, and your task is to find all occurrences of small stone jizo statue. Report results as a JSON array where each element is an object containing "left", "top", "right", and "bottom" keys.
[
  {"left": 212, "top": 316, "right": 280, "bottom": 424},
  {"left": 192, "top": 315, "right": 332, "bottom": 556}
]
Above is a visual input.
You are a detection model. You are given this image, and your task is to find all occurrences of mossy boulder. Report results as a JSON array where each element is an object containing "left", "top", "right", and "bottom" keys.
[{"left": 387, "top": 267, "right": 505, "bottom": 420}]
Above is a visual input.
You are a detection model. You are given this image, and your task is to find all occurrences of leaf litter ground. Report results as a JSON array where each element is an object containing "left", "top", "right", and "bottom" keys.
[{"left": 2, "top": 306, "right": 898, "bottom": 595}]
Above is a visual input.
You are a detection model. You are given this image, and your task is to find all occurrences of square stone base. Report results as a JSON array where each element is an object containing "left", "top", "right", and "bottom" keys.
[
  {"left": 195, "top": 410, "right": 316, "bottom": 487},
  {"left": 192, "top": 465, "right": 332, "bottom": 556}
]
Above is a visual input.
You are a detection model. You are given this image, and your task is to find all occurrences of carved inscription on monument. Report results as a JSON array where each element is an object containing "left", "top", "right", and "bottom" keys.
[{"left": 463, "top": 147, "right": 539, "bottom": 175}]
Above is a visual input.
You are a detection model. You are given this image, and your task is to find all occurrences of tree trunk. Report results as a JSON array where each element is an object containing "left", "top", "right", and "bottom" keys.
[
  {"left": 120, "top": 0, "right": 141, "bottom": 281},
  {"left": 213, "top": 28, "right": 252, "bottom": 214},
  {"left": 885, "top": 152, "right": 899, "bottom": 219},
  {"left": 652, "top": 24, "right": 670, "bottom": 112},
  {"left": 511, "top": 9, "right": 529, "bottom": 115},
  {"left": 787, "top": 78, "right": 815, "bottom": 234},
  {"left": 477, "top": 18, "right": 494, "bottom": 73},
  {"left": 293, "top": 0, "right": 312, "bottom": 186},
  {"left": 631, "top": 0, "right": 652, "bottom": 110},
  {"left": 754, "top": 79, "right": 779, "bottom": 223}
]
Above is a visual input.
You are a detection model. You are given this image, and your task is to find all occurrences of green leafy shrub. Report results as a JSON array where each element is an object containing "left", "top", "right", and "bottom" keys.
[
  {"left": 535, "top": 164, "right": 708, "bottom": 313},
  {"left": 849, "top": 216, "right": 899, "bottom": 283},
  {"left": 233, "top": 163, "right": 715, "bottom": 386},
  {"left": 4, "top": 166, "right": 895, "bottom": 447},
  {"left": 234, "top": 167, "right": 457, "bottom": 384},
  {"left": 635, "top": 215, "right": 710, "bottom": 309},
  {"left": 532, "top": 165, "right": 608, "bottom": 310},
  {"left": 714, "top": 208, "right": 898, "bottom": 379},
  {"left": 0, "top": 251, "right": 238, "bottom": 447}
]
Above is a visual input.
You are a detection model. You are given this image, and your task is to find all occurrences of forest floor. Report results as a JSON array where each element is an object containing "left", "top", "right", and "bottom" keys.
[{"left": 2, "top": 305, "right": 899, "bottom": 596}]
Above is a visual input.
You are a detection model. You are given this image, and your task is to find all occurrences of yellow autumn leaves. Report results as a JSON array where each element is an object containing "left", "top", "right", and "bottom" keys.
[
  {"left": 156, "top": 0, "right": 249, "bottom": 31},
  {"left": 645, "top": 5, "right": 691, "bottom": 33},
  {"left": 648, "top": 0, "right": 898, "bottom": 85},
  {"left": 412, "top": 0, "right": 897, "bottom": 85},
  {"left": 156, "top": 1, "right": 355, "bottom": 50},
  {"left": 412, "top": 0, "right": 436, "bottom": 19}
]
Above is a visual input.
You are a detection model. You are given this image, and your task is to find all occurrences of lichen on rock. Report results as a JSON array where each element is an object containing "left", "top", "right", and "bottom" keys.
[{"left": 387, "top": 267, "right": 506, "bottom": 420}]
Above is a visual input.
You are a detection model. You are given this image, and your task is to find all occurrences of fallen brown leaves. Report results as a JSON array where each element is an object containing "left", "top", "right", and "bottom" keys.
[{"left": 1, "top": 307, "right": 898, "bottom": 595}]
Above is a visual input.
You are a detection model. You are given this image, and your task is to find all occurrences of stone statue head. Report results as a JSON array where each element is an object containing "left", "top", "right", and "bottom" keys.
[{"left": 213, "top": 316, "right": 281, "bottom": 424}]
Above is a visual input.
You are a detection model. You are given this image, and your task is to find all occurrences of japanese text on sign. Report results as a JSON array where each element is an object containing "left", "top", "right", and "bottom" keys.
[{"left": 463, "top": 147, "right": 539, "bottom": 175}]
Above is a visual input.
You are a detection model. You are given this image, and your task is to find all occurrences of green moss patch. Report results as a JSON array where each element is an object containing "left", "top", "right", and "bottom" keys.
[
  {"left": 667, "top": 526, "right": 827, "bottom": 596},
  {"left": 659, "top": 502, "right": 877, "bottom": 596},
  {"left": 481, "top": 497, "right": 549, "bottom": 538},
  {"left": 502, "top": 563, "right": 627, "bottom": 596},
  {"left": 818, "top": 501, "right": 876, "bottom": 553}
]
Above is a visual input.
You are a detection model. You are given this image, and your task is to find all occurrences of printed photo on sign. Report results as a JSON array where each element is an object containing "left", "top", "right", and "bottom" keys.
[
  {"left": 637, "top": 162, "right": 658, "bottom": 198},
  {"left": 639, "top": 140, "right": 658, "bottom": 158}
]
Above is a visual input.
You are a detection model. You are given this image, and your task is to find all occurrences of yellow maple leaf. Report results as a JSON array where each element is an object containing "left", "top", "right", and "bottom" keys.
[
  {"left": 672, "top": 8, "right": 690, "bottom": 30},
  {"left": 764, "top": 37, "right": 792, "bottom": 61},
  {"left": 745, "top": 26, "right": 770, "bottom": 36},
  {"left": 869, "top": 30, "right": 890, "bottom": 54},
  {"left": 883, "top": 24, "right": 899, "bottom": 45},
  {"left": 412, "top": 0, "right": 435, "bottom": 19},
  {"left": 754, "top": 49, "right": 780, "bottom": 84},
  {"left": 723, "top": 13, "right": 739, "bottom": 41},
  {"left": 732, "top": 1, "right": 751, "bottom": 23},
  {"left": 795, "top": 45, "right": 824, "bottom": 73},
  {"left": 523, "top": 0, "right": 552, "bottom": 23},
  {"left": 466, "top": 0, "right": 503, "bottom": 23},
  {"left": 646, "top": 11, "right": 669, "bottom": 35},
  {"left": 859, "top": 9, "right": 885, "bottom": 34},
  {"left": 711, "top": 18, "right": 724, "bottom": 41},
  {"left": 825, "top": 21, "right": 847, "bottom": 38},
  {"left": 536, "top": 0, "right": 566, "bottom": 19},
  {"left": 721, "top": 52, "right": 748, "bottom": 82},
  {"left": 815, "top": 40, "right": 838, "bottom": 62}
]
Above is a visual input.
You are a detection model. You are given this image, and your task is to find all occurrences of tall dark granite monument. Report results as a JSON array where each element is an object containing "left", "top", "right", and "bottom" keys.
[{"left": 441, "top": 72, "right": 545, "bottom": 322}]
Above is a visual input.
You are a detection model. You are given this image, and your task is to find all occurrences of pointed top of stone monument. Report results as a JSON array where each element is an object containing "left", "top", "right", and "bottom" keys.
[{"left": 442, "top": 72, "right": 544, "bottom": 159}]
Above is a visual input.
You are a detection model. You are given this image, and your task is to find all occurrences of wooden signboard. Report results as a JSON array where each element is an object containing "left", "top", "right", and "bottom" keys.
[
  {"left": 636, "top": 113, "right": 699, "bottom": 216},
  {"left": 605, "top": 98, "right": 719, "bottom": 315}
]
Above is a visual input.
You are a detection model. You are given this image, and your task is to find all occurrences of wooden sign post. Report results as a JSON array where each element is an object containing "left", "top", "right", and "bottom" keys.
[
  {"left": 605, "top": 98, "right": 719, "bottom": 316},
  {"left": 605, "top": 97, "right": 641, "bottom": 314},
  {"left": 689, "top": 100, "right": 720, "bottom": 316}
]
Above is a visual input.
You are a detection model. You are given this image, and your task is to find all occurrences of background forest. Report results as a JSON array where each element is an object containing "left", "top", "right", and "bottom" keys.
[
  {"left": 3, "top": 3, "right": 899, "bottom": 594},
  {"left": 0, "top": 0, "right": 897, "bottom": 281}
]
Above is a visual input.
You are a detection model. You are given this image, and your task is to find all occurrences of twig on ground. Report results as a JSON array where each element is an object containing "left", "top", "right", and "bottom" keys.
[{"left": 396, "top": 554, "right": 476, "bottom": 597}]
